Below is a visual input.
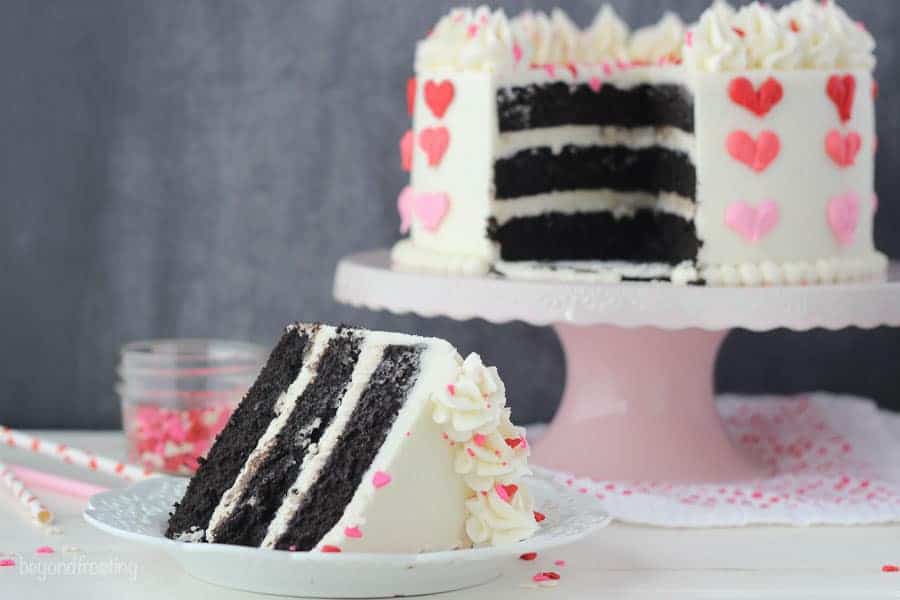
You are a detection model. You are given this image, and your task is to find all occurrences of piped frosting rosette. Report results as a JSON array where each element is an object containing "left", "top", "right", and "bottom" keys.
[
  {"left": 431, "top": 353, "right": 538, "bottom": 546},
  {"left": 685, "top": 0, "right": 875, "bottom": 72}
]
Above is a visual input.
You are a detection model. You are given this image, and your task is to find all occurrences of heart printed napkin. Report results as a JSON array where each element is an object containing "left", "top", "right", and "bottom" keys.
[{"left": 536, "top": 394, "right": 900, "bottom": 527}]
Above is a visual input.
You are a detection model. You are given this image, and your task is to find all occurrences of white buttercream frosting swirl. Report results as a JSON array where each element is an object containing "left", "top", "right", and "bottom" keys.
[
  {"left": 431, "top": 353, "right": 538, "bottom": 546},
  {"left": 577, "top": 5, "right": 631, "bottom": 63},
  {"left": 415, "top": 6, "right": 525, "bottom": 71},
  {"left": 685, "top": 0, "right": 875, "bottom": 72},
  {"left": 418, "top": 1, "right": 874, "bottom": 72},
  {"left": 629, "top": 12, "right": 685, "bottom": 64}
]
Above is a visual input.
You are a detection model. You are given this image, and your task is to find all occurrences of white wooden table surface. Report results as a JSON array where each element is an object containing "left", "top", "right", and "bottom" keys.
[{"left": 1, "top": 431, "right": 899, "bottom": 599}]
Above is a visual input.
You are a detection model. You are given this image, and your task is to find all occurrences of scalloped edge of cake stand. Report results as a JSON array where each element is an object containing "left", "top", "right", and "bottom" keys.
[{"left": 333, "top": 250, "right": 900, "bottom": 332}]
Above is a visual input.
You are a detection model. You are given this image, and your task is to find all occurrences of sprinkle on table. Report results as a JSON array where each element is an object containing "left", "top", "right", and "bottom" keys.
[{"left": 882, "top": 564, "right": 899, "bottom": 573}]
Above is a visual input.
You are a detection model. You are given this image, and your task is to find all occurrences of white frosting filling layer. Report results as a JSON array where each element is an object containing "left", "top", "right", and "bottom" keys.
[
  {"left": 260, "top": 341, "right": 388, "bottom": 548},
  {"left": 490, "top": 190, "right": 696, "bottom": 226},
  {"left": 206, "top": 325, "right": 333, "bottom": 543},
  {"left": 495, "top": 125, "right": 695, "bottom": 161}
]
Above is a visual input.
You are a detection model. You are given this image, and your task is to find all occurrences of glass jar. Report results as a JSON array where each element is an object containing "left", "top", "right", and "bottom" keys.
[{"left": 118, "top": 339, "right": 266, "bottom": 475}]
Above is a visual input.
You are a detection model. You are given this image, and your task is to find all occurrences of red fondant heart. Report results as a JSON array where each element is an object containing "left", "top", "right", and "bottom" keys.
[
  {"left": 418, "top": 126, "right": 450, "bottom": 167},
  {"left": 424, "top": 80, "right": 455, "bottom": 119},
  {"left": 406, "top": 77, "right": 416, "bottom": 117},
  {"left": 399, "top": 130, "right": 413, "bottom": 171},
  {"left": 827, "top": 74, "right": 856, "bottom": 123},
  {"left": 825, "top": 130, "right": 862, "bottom": 168},
  {"left": 728, "top": 76, "right": 783, "bottom": 117},
  {"left": 726, "top": 130, "right": 781, "bottom": 173}
]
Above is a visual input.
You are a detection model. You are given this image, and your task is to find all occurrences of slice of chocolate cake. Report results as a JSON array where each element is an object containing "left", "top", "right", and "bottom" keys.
[{"left": 166, "top": 323, "right": 538, "bottom": 553}]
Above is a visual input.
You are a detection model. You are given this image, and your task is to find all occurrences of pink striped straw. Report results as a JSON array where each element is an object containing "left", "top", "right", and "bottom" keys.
[
  {"left": 10, "top": 465, "right": 109, "bottom": 499},
  {"left": 0, "top": 460, "right": 53, "bottom": 525},
  {"left": 0, "top": 426, "right": 153, "bottom": 482}
]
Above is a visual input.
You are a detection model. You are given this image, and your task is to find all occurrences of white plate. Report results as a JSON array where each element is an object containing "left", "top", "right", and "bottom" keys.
[{"left": 83, "top": 468, "right": 609, "bottom": 598}]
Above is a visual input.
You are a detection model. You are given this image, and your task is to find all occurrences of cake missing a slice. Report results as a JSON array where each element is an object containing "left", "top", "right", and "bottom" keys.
[{"left": 165, "top": 323, "right": 538, "bottom": 553}]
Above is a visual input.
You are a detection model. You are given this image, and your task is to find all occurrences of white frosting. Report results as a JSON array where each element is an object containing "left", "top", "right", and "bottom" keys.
[
  {"left": 511, "top": 9, "right": 581, "bottom": 66},
  {"left": 701, "top": 254, "right": 888, "bottom": 286},
  {"left": 490, "top": 190, "right": 696, "bottom": 226},
  {"left": 391, "top": 239, "right": 493, "bottom": 276},
  {"left": 495, "top": 125, "right": 695, "bottom": 160},
  {"left": 733, "top": 2, "right": 802, "bottom": 70},
  {"left": 494, "top": 260, "right": 700, "bottom": 285},
  {"left": 686, "top": 0, "right": 875, "bottom": 72},
  {"left": 432, "top": 353, "right": 537, "bottom": 546},
  {"left": 629, "top": 13, "right": 685, "bottom": 64},
  {"left": 415, "top": 7, "right": 523, "bottom": 72},
  {"left": 577, "top": 5, "right": 630, "bottom": 64},
  {"left": 685, "top": 2, "right": 748, "bottom": 71}
]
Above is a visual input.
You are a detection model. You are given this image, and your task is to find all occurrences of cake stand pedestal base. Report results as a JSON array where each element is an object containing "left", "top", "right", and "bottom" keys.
[{"left": 532, "top": 324, "right": 770, "bottom": 483}]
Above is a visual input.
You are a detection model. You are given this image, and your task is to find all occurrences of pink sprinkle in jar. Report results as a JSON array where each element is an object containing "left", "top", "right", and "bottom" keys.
[{"left": 118, "top": 339, "right": 266, "bottom": 475}]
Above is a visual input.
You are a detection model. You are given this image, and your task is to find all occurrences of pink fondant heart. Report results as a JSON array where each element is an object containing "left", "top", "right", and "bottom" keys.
[
  {"left": 423, "top": 80, "right": 455, "bottom": 118},
  {"left": 399, "top": 130, "right": 413, "bottom": 171},
  {"left": 827, "top": 192, "right": 860, "bottom": 245},
  {"left": 372, "top": 471, "right": 392, "bottom": 489},
  {"left": 725, "top": 200, "right": 780, "bottom": 243},
  {"left": 397, "top": 186, "right": 415, "bottom": 234},
  {"left": 726, "top": 130, "right": 780, "bottom": 173},
  {"left": 825, "top": 130, "right": 862, "bottom": 168},
  {"left": 413, "top": 192, "right": 450, "bottom": 232},
  {"left": 588, "top": 76, "right": 602, "bottom": 92},
  {"left": 418, "top": 126, "right": 450, "bottom": 167},
  {"left": 344, "top": 526, "right": 363, "bottom": 539},
  {"left": 728, "top": 76, "right": 784, "bottom": 117},
  {"left": 827, "top": 74, "right": 856, "bottom": 123}
]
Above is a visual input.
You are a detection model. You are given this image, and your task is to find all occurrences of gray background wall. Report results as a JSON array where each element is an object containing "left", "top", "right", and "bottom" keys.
[{"left": 2, "top": 0, "right": 898, "bottom": 429}]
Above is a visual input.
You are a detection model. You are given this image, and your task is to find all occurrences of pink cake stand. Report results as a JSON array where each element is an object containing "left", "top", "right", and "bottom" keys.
[{"left": 333, "top": 250, "right": 900, "bottom": 483}]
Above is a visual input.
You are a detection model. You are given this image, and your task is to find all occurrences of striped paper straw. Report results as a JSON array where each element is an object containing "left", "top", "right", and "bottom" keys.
[
  {"left": 0, "top": 426, "right": 153, "bottom": 482},
  {"left": 0, "top": 460, "right": 53, "bottom": 525},
  {"left": 11, "top": 465, "right": 109, "bottom": 500}
]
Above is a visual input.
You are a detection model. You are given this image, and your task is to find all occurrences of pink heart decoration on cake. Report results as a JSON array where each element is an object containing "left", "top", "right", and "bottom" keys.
[
  {"left": 372, "top": 471, "right": 392, "bottom": 489},
  {"left": 413, "top": 192, "right": 450, "bottom": 232},
  {"left": 397, "top": 186, "right": 415, "bottom": 234},
  {"left": 825, "top": 130, "right": 862, "bottom": 167},
  {"left": 418, "top": 126, "right": 450, "bottom": 167},
  {"left": 728, "top": 76, "right": 783, "bottom": 117},
  {"left": 725, "top": 200, "right": 780, "bottom": 243},
  {"left": 344, "top": 526, "right": 363, "bottom": 539},
  {"left": 827, "top": 74, "right": 856, "bottom": 123},
  {"left": 726, "top": 130, "right": 781, "bottom": 173},
  {"left": 406, "top": 78, "right": 417, "bottom": 117},
  {"left": 827, "top": 192, "right": 860, "bottom": 245},
  {"left": 399, "top": 130, "right": 413, "bottom": 171},
  {"left": 588, "top": 76, "right": 602, "bottom": 92},
  {"left": 424, "top": 80, "right": 455, "bottom": 119},
  {"left": 397, "top": 188, "right": 450, "bottom": 233}
]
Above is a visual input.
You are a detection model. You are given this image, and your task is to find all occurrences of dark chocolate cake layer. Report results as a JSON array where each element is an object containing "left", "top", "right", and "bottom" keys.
[
  {"left": 497, "top": 82, "right": 694, "bottom": 133},
  {"left": 273, "top": 345, "right": 423, "bottom": 551},
  {"left": 494, "top": 145, "right": 696, "bottom": 200},
  {"left": 165, "top": 326, "right": 313, "bottom": 540},
  {"left": 489, "top": 210, "right": 701, "bottom": 264},
  {"left": 209, "top": 330, "right": 363, "bottom": 547}
]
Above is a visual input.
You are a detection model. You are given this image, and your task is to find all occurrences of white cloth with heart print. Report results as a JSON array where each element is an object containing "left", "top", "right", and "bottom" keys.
[{"left": 535, "top": 394, "right": 900, "bottom": 527}]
